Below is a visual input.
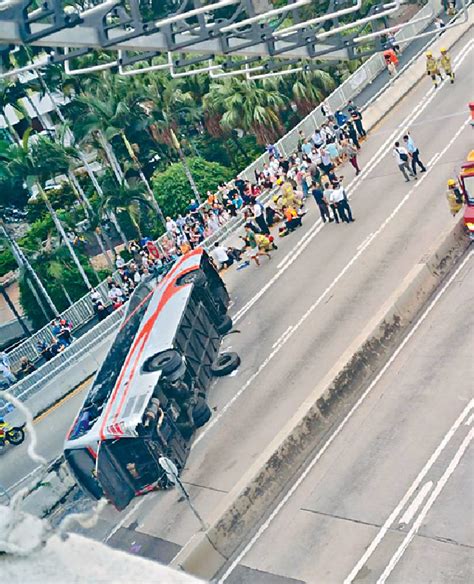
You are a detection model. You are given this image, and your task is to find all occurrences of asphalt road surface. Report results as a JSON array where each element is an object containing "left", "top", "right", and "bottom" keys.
[
  {"left": 0, "top": 27, "right": 472, "bottom": 577},
  {"left": 220, "top": 250, "right": 474, "bottom": 584}
]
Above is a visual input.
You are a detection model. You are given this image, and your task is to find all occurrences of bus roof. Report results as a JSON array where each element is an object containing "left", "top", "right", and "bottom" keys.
[{"left": 65, "top": 249, "right": 204, "bottom": 448}]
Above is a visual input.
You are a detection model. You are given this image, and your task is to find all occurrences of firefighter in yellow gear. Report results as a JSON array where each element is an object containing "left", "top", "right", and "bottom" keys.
[
  {"left": 439, "top": 48, "right": 455, "bottom": 83},
  {"left": 447, "top": 1, "right": 456, "bottom": 16},
  {"left": 426, "top": 51, "right": 443, "bottom": 87},
  {"left": 446, "top": 179, "right": 464, "bottom": 216}
]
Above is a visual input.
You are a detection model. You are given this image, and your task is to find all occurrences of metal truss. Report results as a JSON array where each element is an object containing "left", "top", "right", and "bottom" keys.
[{"left": 0, "top": 1, "right": 467, "bottom": 79}]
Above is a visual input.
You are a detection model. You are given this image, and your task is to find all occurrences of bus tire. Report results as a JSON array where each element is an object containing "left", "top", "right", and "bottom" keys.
[
  {"left": 216, "top": 315, "right": 233, "bottom": 335},
  {"left": 143, "top": 349, "right": 182, "bottom": 375},
  {"left": 210, "top": 352, "right": 241, "bottom": 377},
  {"left": 192, "top": 398, "right": 212, "bottom": 428}
]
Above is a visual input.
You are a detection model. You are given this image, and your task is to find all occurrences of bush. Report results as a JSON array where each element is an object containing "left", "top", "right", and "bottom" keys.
[
  {"left": 152, "top": 157, "right": 233, "bottom": 218},
  {"left": 0, "top": 247, "right": 16, "bottom": 278}
]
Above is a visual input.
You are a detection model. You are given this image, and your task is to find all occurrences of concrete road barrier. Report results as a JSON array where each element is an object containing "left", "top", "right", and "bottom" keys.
[{"left": 171, "top": 218, "right": 471, "bottom": 579}]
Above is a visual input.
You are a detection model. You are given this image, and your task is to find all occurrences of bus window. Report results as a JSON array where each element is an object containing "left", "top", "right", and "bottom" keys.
[
  {"left": 84, "top": 282, "right": 155, "bottom": 409},
  {"left": 97, "top": 439, "right": 162, "bottom": 509},
  {"left": 65, "top": 448, "right": 102, "bottom": 500}
]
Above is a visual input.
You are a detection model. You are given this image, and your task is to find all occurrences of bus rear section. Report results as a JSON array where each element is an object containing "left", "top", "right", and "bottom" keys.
[{"left": 64, "top": 249, "right": 239, "bottom": 510}]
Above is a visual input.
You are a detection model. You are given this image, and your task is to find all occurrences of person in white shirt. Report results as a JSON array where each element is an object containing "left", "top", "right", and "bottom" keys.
[
  {"left": 165, "top": 216, "right": 178, "bottom": 236},
  {"left": 269, "top": 157, "right": 280, "bottom": 176},
  {"left": 210, "top": 242, "right": 232, "bottom": 270},
  {"left": 403, "top": 133, "right": 426, "bottom": 176},
  {"left": 323, "top": 183, "right": 340, "bottom": 224},
  {"left": 253, "top": 201, "right": 270, "bottom": 234},
  {"left": 329, "top": 183, "right": 355, "bottom": 223},
  {"left": 0, "top": 351, "right": 16, "bottom": 386},
  {"left": 393, "top": 141, "right": 417, "bottom": 182}
]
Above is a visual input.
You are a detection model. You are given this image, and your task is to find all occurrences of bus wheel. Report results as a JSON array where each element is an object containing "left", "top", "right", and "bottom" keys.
[
  {"left": 192, "top": 398, "right": 212, "bottom": 428},
  {"left": 216, "top": 315, "right": 233, "bottom": 335},
  {"left": 143, "top": 349, "right": 182, "bottom": 375},
  {"left": 210, "top": 352, "right": 241, "bottom": 377}
]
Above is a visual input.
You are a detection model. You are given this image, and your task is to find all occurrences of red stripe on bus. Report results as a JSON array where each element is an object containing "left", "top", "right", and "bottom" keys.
[{"left": 99, "top": 250, "right": 202, "bottom": 440}]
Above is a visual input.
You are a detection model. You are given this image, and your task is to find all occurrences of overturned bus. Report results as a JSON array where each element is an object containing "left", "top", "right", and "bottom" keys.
[{"left": 64, "top": 249, "right": 239, "bottom": 510}]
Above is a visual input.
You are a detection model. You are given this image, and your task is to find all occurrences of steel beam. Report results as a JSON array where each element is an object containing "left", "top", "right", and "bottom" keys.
[{"left": 0, "top": 19, "right": 348, "bottom": 59}]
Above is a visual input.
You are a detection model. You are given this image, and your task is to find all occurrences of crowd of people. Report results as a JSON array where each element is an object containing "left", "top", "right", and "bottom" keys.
[
  {"left": 206, "top": 101, "right": 366, "bottom": 268},
  {"left": 155, "top": 100, "right": 366, "bottom": 271},
  {"left": 1, "top": 98, "right": 367, "bottom": 387}
]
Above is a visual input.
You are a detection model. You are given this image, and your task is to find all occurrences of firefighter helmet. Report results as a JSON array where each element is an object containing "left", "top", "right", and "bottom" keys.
[
  {"left": 440, "top": 47, "right": 447, "bottom": 53},
  {"left": 426, "top": 51, "right": 433, "bottom": 58},
  {"left": 447, "top": 179, "right": 456, "bottom": 187}
]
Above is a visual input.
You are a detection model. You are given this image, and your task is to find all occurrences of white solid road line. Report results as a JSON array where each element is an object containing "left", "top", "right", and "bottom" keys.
[
  {"left": 105, "top": 40, "right": 473, "bottom": 545},
  {"left": 272, "top": 325, "right": 294, "bottom": 349},
  {"left": 377, "top": 428, "right": 474, "bottom": 584},
  {"left": 345, "top": 407, "right": 474, "bottom": 579},
  {"left": 193, "top": 117, "right": 469, "bottom": 450},
  {"left": 398, "top": 481, "right": 433, "bottom": 525},
  {"left": 104, "top": 496, "right": 148, "bottom": 543},
  {"left": 218, "top": 251, "right": 474, "bottom": 583},
  {"left": 232, "top": 39, "right": 473, "bottom": 325},
  {"left": 464, "top": 412, "right": 474, "bottom": 426},
  {"left": 6, "top": 464, "right": 42, "bottom": 494}
]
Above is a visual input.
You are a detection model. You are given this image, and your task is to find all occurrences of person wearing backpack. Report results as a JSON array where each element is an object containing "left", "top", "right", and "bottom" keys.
[{"left": 393, "top": 141, "right": 417, "bottom": 182}]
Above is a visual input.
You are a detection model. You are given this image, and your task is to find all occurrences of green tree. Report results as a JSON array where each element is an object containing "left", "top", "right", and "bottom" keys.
[
  {"left": 19, "top": 247, "right": 106, "bottom": 328},
  {"left": 0, "top": 132, "right": 93, "bottom": 289},
  {"left": 99, "top": 176, "right": 157, "bottom": 241},
  {"left": 152, "top": 157, "right": 233, "bottom": 218},
  {"left": 276, "top": 69, "right": 336, "bottom": 116},
  {"left": 204, "top": 77, "right": 287, "bottom": 145}
]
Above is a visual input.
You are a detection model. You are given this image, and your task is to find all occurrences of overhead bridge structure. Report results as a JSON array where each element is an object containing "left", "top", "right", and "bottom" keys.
[{"left": 0, "top": 0, "right": 466, "bottom": 78}]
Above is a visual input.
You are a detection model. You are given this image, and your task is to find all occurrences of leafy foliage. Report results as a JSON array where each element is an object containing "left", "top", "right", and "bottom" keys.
[
  {"left": 152, "top": 157, "right": 233, "bottom": 217},
  {"left": 18, "top": 247, "right": 107, "bottom": 329},
  {"left": 0, "top": 247, "right": 16, "bottom": 277}
]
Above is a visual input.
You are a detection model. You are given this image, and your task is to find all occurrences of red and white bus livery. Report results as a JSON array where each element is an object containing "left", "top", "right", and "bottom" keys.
[{"left": 64, "top": 248, "right": 238, "bottom": 510}]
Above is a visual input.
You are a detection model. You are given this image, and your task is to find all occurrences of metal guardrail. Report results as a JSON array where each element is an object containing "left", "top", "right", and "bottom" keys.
[
  {"left": 1, "top": 304, "right": 125, "bottom": 416},
  {"left": 6, "top": 0, "right": 441, "bottom": 374}
]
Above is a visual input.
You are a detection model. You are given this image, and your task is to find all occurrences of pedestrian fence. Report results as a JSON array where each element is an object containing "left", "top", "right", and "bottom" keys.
[
  {"left": 5, "top": 0, "right": 442, "bottom": 378},
  {"left": 0, "top": 304, "right": 125, "bottom": 416}
]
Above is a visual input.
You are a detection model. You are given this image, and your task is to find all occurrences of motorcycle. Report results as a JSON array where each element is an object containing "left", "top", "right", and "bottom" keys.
[{"left": 0, "top": 423, "right": 26, "bottom": 452}]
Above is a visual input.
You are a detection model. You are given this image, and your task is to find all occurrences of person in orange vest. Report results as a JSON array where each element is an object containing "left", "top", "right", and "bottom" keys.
[{"left": 383, "top": 49, "right": 399, "bottom": 76}]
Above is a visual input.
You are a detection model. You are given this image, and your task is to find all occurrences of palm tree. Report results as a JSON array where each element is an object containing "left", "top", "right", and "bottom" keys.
[
  {"left": 204, "top": 77, "right": 287, "bottom": 145},
  {"left": 99, "top": 177, "right": 155, "bottom": 241},
  {"left": 66, "top": 81, "right": 166, "bottom": 224},
  {"left": 0, "top": 132, "right": 93, "bottom": 290},
  {"left": 0, "top": 79, "right": 29, "bottom": 142},
  {"left": 133, "top": 74, "right": 203, "bottom": 202},
  {"left": 0, "top": 219, "right": 59, "bottom": 319},
  {"left": 47, "top": 259, "right": 74, "bottom": 306},
  {"left": 274, "top": 68, "right": 336, "bottom": 116}
]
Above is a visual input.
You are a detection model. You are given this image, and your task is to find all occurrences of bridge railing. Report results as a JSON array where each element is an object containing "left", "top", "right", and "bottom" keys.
[{"left": 6, "top": 0, "right": 442, "bottom": 376}]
